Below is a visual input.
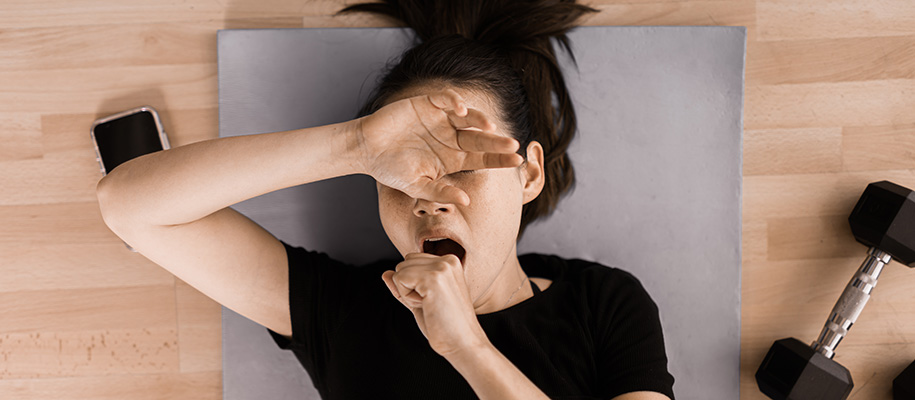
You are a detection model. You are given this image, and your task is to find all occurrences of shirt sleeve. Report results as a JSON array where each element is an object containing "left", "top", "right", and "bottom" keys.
[
  {"left": 266, "top": 240, "right": 366, "bottom": 373},
  {"left": 590, "top": 266, "right": 676, "bottom": 399}
]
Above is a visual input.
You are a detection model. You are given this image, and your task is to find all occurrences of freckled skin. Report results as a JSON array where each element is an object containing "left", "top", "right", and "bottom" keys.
[{"left": 375, "top": 83, "right": 545, "bottom": 314}]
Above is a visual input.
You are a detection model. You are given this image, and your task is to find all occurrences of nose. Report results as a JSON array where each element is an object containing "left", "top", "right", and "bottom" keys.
[{"left": 413, "top": 198, "right": 454, "bottom": 217}]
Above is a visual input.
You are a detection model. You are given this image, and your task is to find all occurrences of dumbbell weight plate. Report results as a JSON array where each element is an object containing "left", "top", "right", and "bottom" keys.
[
  {"left": 756, "top": 338, "right": 853, "bottom": 400},
  {"left": 895, "top": 360, "right": 915, "bottom": 400}
]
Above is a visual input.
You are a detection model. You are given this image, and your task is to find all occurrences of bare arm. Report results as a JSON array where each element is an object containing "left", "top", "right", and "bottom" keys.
[
  {"left": 96, "top": 89, "right": 520, "bottom": 339},
  {"left": 97, "top": 120, "right": 363, "bottom": 337},
  {"left": 97, "top": 120, "right": 362, "bottom": 227}
]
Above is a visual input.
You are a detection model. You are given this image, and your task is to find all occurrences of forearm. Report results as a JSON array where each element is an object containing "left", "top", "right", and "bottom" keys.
[
  {"left": 446, "top": 342, "right": 550, "bottom": 400},
  {"left": 97, "top": 118, "right": 364, "bottom": 226}
]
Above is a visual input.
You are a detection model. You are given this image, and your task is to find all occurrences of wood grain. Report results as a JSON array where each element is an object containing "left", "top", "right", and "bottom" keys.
[
  {"left": 744, "top": 127, "right": 844, "bottom": 175},
  {"left": 1, "top": 0, "right": 913, "bottom": 399},
  {"left": 757, "top": 0, "right": 915, "bottom": 41},
  {"left": 747, "top": 35, "right": 915, "bottom": 85},
  {"left": 746, "top": 79, "right": 915, "bottom": 130},
  {"left": 0, "top": 371, "right": 221, "bottom": 400}
]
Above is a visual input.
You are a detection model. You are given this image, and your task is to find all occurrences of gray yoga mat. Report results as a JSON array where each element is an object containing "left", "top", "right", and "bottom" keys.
[{"left": 217, "top": 26, "right": 745, "bottom": 400}]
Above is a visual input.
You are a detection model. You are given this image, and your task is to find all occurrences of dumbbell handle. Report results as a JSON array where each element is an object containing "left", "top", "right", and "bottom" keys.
[{"left": 811, "top": 247, "right": 891, "bottom": 359}]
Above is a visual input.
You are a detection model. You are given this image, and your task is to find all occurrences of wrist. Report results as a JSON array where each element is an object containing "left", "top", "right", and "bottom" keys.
[
  {"left": 442, "top": 337, "right": 495, "bottom": 366},
  {"left": 334, "top": 117, "right": 369, "bottom": 175}
]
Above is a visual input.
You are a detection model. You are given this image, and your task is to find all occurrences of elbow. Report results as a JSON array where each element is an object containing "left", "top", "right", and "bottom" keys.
[
  {"left": 96, "top": 174, "right": 128, "bottom": 232},
  {"left": 96, "top": 176, "right": 118, "bottom": 227}
]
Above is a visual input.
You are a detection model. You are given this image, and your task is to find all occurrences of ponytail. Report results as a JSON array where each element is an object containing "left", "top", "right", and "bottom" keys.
[{"left": 337, "top": 0, "right": 597, "bottom": 238}]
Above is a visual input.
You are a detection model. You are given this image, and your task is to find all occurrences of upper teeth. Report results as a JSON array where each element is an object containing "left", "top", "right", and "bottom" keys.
[{"left": 426, "top": 238, "right": 447, "bottom": 242}]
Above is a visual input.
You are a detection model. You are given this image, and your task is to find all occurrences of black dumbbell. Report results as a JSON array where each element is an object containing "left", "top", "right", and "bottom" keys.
[
  {"left": 756, "top": 181, "right": 915, "bottom": 400},
  {"left": 895, "top": 360, "right": 915, "bottom": 400}
]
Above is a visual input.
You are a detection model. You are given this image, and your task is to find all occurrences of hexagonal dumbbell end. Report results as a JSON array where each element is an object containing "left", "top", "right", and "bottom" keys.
[
  {"left": 756, "top": 338, "right": 853, "bottom": 400},
  {"left": 849, "top": 181, "right": 915, "bottom": 267},
  {"left": 895, "top": 360, "right": 915, "bottom": 400}
]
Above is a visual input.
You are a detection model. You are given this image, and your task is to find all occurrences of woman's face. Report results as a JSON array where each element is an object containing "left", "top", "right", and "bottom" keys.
[{"left": 375, "top": 83, "right": 544, "bottom": 306}]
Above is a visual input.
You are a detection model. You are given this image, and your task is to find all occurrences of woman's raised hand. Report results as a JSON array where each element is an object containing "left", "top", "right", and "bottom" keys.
[{"left": 355, "top": 88, "right": 524, "bottom": 205}]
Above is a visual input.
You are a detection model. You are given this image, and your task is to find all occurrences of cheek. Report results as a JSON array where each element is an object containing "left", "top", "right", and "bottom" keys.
[
  {"left": 465, "top": 174, "right": 524, "bottom": 238},
  {"left": 475, "top": 174, "right": 523, "bottom": 213},
  {"left": 377, "top": 186, "right": 413, "bottom": 252}
]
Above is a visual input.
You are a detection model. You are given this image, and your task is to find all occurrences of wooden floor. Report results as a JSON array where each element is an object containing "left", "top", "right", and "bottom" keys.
[{"left": 1, "top": 0, "right": 913, "bottom": 398}]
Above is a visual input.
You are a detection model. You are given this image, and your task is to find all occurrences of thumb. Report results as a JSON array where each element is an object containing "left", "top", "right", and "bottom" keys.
[{"left": 381, "top": 270, "right": 410, "bottom": 309}]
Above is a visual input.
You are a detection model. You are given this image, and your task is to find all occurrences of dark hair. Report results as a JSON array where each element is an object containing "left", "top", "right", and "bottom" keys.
[{"left": 337, "top": 0, "right": 597, "bottom": 239}]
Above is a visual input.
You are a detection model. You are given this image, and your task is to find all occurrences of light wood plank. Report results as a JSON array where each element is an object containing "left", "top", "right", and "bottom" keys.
[
  {"left": 0, "top": 285, "right": 176, "bottom": 334},
  {"left": 0, "top": 285, "right": 180, "bottom": 378},
  {"left": 745, "top": 79, "right": 915, "bottom": 130},
  {"left": 0, "top": 328, "right": 178, "bottom": 379},
  {"left": 744, "top": 171, "right": 915, "bottom": 219},
  {"left": 0, "top": 113, "right": 43, "bottom": 162},
  {"left": 0, "top": 241, "right": 174, "bottom": 293},
  {"left": 0, "top": 159, "right": 100, "bottom": 205},
  {"left": 747, "top": 35, "right": 915, "bottom": 85},
  {"left": 588, "top": 1, "right": 757, "bottom": 41},
  {"left": 843, "top": 122, "right": 915, "bottom": 172},
  {"left": 0, "top": 24, "right": 216, "bottom": 71},
  {"left": 0, "top": 203, "right": 116, "bottom": 243},
  {"left": 742, "top": 216, "right": 768, "bottom": 263},
  {"left": 223, "top": 17, "right": 307, "bottom": 30},
  {"left": 767, "top": 215, "right": 859, "bottom": 261},
  {"left": 757, "top": 0, "right": 915, "bottom": 41},
  {"left": 0, "top": 20, "right": 306, "bottom": 72},
  {"left": 0, "top": 0, "right": 225, "bottom": 30},
  {"left": 41, "top": 113, "right": 99, "bottom": 162},
  {"left": 0, "top": 371, "right": 221, "bottom": 400},
  {"left": 0, "top": 64, "right": 217, "bottom": 114},
  {"left": 223, "top": 0, "right": 340, "bottom": 19},
  {"left": 0, "top": 0, "right": 345, "bottom": 30},
  {"left": 744, "top": 127, "right": 844, "bottom": 175}
]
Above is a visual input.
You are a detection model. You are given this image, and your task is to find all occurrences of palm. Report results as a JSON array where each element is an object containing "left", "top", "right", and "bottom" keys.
[{"left": 358, "top": 89, "right": 522, "bottom": 204}]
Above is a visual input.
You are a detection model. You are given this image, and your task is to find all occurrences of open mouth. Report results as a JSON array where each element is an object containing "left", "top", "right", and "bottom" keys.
[{"left": 422, "top": 238, "right": 466, "bottom": 263}]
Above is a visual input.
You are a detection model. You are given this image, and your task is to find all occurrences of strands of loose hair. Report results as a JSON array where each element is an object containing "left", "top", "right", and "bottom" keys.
[{"left": 337, "top": 0, "right": 598, "bottom": 238}]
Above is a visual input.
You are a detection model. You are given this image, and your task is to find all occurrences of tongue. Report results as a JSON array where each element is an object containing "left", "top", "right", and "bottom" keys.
[{"left": 423, "top": 239, "right": 466, "bottom": 262}]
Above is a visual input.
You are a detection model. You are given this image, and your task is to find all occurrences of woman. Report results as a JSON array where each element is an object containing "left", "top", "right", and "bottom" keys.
[{"left": 96, "top": 0, "right": 675, "bottom": 398}]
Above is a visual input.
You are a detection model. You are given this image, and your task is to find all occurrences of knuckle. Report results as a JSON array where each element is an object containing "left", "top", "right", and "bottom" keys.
[
  {"left": 439, "top": 254, "right": 461, "bottom": 269},
  {"left": 432, "top": 261, "right": 449, "bottom": 273}
]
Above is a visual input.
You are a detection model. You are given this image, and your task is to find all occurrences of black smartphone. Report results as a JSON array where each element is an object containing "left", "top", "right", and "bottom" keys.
[
  {"left": 91, "top": 106, "right": 171, "bottom": 252},
  {"left": 91, "top": 106, "right": 171, "bottom": 176}
]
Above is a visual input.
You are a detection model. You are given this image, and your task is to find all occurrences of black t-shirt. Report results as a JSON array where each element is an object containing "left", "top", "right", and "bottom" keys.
[{"left": 268, "top": 240, "right": 675, "bottom": 399}]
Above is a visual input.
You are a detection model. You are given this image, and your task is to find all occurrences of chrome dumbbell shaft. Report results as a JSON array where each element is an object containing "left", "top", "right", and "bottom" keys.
[{"left": 811, "top": 247, "right": 891, "bottom": 359}]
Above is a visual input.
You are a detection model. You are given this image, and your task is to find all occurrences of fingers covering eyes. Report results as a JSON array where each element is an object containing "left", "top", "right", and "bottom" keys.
[
  {"left": 427, "top": 89, "right": 467, "bottom": 117},
  {"left": 408, "top": 176, "right": 470, "bottom": 206},
  {"left": 454, "top": 129, "right": 519, "bottom": 153},
  {"left": 425, "top": 90, "right": 518, "bottom": 155},
  {"left": 461, "top": 152, "right": 525, "bottom": 170},
  {"left": 449, "top": 108, "right": 496, "bottom": 133}
]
